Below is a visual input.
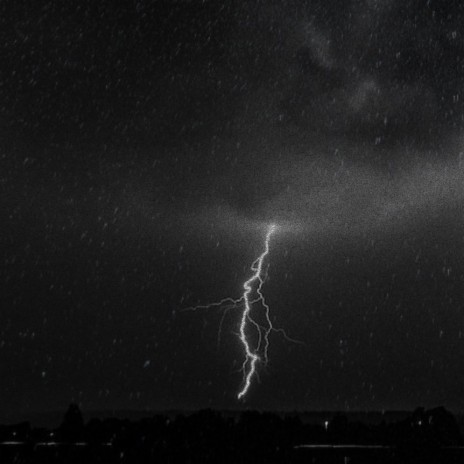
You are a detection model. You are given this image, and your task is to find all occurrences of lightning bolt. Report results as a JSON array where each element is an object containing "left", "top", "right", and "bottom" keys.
[
  {"left": 184, "top": 223, "right": 301, "bottom": 399},
  {"left": 237, "top": 223, "right": 276, "bottom": 399}
]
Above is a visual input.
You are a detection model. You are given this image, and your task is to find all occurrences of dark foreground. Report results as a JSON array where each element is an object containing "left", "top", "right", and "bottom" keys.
[{"left": 1, "top": 405, "right": 463, "bottom": 463}]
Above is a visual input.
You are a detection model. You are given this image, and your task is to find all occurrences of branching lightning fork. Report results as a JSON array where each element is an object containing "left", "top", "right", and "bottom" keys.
[
  {"left": 184, "top": 223, "right": 301, "bottom": 400},
  {"left": 237, "top": 223, "right": 276, "bottom": 399}
]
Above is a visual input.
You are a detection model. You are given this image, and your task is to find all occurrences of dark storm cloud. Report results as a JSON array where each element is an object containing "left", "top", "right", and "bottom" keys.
[
  {"left": 3, "top": 0, "right": 464, "bottom": 156},
  {"left": 7, "top": 0, "right": 464, "bottom": 246},
  {"left": 170, "top": 0, "right": 464, "bottom": 228},
  {"left": 229, "top": 0, "right": 464, "bottom": 145}
]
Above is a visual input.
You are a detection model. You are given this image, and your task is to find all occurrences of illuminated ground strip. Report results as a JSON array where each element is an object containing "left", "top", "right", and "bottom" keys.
[{"left": 185, "top": 223, "right": 299, "bottom": 399}]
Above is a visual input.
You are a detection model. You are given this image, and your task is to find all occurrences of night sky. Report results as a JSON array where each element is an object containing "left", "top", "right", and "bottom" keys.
[{"left": 3, "top": 0, "right": 464, "bottom": 419}]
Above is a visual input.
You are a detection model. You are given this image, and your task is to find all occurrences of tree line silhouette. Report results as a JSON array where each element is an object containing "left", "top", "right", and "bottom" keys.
[{"left": 0, "top": 404, "right": 462, "bottom": 463}]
